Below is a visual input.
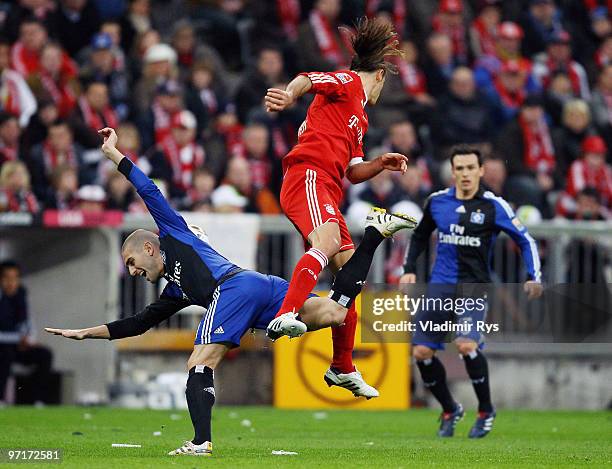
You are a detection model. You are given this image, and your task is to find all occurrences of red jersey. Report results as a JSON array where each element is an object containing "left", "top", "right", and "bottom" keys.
[{"left": 283, "top": 70, "right": 368, "bottom": 187}]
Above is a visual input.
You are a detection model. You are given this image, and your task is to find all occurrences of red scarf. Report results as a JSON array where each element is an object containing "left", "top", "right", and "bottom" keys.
[
  {"left": 567, "top": 159, "right": 612, "bottom": 206},
  {"left": 471, "top": 17, "right": 497, "bottom": 56},
  {"left": 42, "top": 140, "right": 77, "bottom": 175},
  {"left": 519, "top": 114, "right": 556, "bottom": 174},
  {"left": 0, "top": 71, "right": 21, "bottom": 118},
  {"left": 248, "top": 156, "right": 271, "bottom": 190},
  {"left": 309, "top": 10, "right": 346, "bottom": 67},
  {"left": 159, "top": 134, "right": 205, "bottom": 190},
  {"left": 394, "top": 57, "right": 427, "bottom": 95},
  {"left": 432, "top": 15, "right": 468, "bottom": 63},
  {"left": 152, "top": 100, "right": 178, "bottom": 144},
  {"left": 271, "top": 126, "right": 288, "bottom": 159},
  {"left": 40, "top": 71, "right": 76, "bottom": 118},
  {"left": 11, "top": 42, "right": 77, "bottom": 78},
  {"left": 0, "top": 188, "right": 39, "bottom": 213},
  {"left": 494, "top": 77, "right": 525, "bottom": 109},
  {"left": 0, "top": 142, "right": 18, "bottom": 163},
  {"left": 583, "top": 0, "right": 612, "bottom": 12},
  {"left": 78, "top": 96, "right": 118, "bottom": 132},
  {"left": 277, "top": 0, "right": 301, "bottom": 41},
  {"left": 365, "top": 0, "right": 406, "bottom": 38}
]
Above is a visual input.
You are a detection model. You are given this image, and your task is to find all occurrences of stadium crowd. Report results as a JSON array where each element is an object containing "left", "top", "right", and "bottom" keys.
[{"left": 0, "top": 0, "right": 611, "bottom": 221}]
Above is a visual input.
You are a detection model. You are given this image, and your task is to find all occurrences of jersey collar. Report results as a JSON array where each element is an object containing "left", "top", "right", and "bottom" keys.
[{"left": 449, "top": 186, "right": 485, "bottom": 199}]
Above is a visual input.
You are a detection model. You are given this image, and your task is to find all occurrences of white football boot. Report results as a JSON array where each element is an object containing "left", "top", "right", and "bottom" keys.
[
  {"left": 365, "top": 207, "right": 418, "bottom": 237},
  {"left": 266, "top": 312, "right": 307, "bottom": 341},
  {"left": 168, "top": 440, "right": 212, "bottom": 456},
  {"left": 324, "top": 367, "right": 380, "bottom": 399}
]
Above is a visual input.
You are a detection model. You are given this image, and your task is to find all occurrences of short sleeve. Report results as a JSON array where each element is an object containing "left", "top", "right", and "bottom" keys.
[{"left": 301, "top": 72, "right": 349, "bottom": 99}]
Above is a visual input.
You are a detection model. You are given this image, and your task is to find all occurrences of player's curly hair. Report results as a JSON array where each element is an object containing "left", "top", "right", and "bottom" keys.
[{"left": 349, "top": 17, "right": 403, "bottom": 74}]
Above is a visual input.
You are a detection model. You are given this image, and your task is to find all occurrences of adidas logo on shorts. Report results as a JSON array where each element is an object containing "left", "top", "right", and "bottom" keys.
[{"left": 214, "top": 326, "right": 224, "bottom": 334}]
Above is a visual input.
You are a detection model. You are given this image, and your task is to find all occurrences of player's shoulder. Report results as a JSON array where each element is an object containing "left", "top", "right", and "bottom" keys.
[
  {"left": 426, "top": 188, "right": 451, "bottom": 203},
  {"left": 482, "top": 190, "right": 515, "bottom": 218}
]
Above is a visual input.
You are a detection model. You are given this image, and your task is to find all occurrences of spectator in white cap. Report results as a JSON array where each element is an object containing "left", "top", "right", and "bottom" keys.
[
  {"left": 76, "top": 184, "right": 106, "bottom": 213},
  {"left": 134, "top": 43, "right": 178, "bottom": 114}
]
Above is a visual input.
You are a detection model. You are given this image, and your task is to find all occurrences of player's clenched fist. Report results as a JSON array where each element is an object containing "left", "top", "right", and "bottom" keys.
[
  {"left": 380, "top": 153, "right": 408, "bottom": 174},
  {"left": 265, "top": 88, "right": 294, "bottom": 112},
  {"left": 98, "top": 127, "right": 118, "bottom": 155}
]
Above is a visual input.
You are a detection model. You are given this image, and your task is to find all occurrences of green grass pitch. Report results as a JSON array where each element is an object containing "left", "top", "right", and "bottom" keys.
[{"left": 0, "top": 406, "right": 610, "bottom": 468}]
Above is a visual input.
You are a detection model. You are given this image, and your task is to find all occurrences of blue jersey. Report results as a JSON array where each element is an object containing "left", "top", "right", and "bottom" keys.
[
  {"left": 404, "top": 186, "right": 541, "bottom": 283},
  {"left": 119, "top": 158, "right": 240, "bottom": 307}
]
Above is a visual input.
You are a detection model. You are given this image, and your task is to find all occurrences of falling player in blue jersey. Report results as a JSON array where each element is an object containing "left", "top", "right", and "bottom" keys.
[
  {"left": 45, "top": 127, "right": 416, "bottom": 456},
  {"left": 399, "top": 145, "right": 543, "bottom": 439}
]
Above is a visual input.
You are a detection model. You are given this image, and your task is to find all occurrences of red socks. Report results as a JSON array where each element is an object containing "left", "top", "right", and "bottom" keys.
[
  {"left": 275, "top": 248, "right": 328, "bottom": 317},
  {"left": 331, "top": 302, "right": 357, "bottom": 373}
]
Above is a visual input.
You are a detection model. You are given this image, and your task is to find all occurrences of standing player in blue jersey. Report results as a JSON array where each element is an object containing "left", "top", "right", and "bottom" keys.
[
  {"left": 399, "top": 146, "right": 543, "bottom": 439},
  {"left": 45, "top": 127, "right": 416, "bottom": 457}
]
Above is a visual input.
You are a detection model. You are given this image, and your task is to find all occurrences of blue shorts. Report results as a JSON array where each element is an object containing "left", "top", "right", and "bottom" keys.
[
  {"left": 411, "top": 284, "right": 487, "bottom": 350},
  {"left": 194, "top": 270, "right": 290, "bottom": 347}
]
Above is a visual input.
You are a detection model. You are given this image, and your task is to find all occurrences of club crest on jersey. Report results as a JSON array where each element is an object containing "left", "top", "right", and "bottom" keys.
[
  {"left": 470, "top": 212, "right": 485, "bottom": 224},
  {"left": 324, "top": 203, "right": 336, "bottom": 215},
  {"left": 335, "top": 72, "right": 353, "bottom": 84}
]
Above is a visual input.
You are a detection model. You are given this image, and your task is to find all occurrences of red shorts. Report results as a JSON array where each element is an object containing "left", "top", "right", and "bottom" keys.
[{"left": 280, "top": 164, "right": 354, "bottom": 251}]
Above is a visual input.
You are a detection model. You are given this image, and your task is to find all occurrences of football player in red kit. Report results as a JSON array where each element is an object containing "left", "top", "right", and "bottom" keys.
[{"left": 264, "top": 18, "right": 407, "bottom": 398}]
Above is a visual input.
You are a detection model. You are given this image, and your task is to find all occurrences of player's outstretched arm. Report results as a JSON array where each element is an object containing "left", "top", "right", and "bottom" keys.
[
  {"left": 98, "top": 127, "right": 189, "bottom": 236},
  {"left": 346, "top": 153, "right": 408, "bottom": 184},
  {"left": 45, "top": 325, "right": 110, "bottom": 340},
  {"left": 265, "top": 75, "right": 311, "bottom": 112}
]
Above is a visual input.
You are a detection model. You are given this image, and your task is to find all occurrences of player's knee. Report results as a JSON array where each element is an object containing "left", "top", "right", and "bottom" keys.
[
  {"left": 188, "top": 346, "right": 225, "bottom": 370},
  {"left": 310, "top": 223, "right": 341, "bottom": 257},
  {"left": 328, "top": 303, "right": 347, "bottom": 327},
  {"left": 413, "top": 345, "right": 434, "bottom": 361},
  {"left": 455, "top": 340, "right": 478, "bottom": 356}
]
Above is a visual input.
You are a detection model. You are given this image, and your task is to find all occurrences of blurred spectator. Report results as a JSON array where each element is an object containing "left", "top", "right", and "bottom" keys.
[
  {"left": 45, "top": 164, "right": 78, "bottom": 210},
  {"left": 432, "top": 67, "right": 494, "bottom": 153},
  {"left": 185, "top": 61, "right": 231, "bottom": 136},
  {"left": 487, "top": 59, "right": 530, "bottom": 127},
  {"left": 561, "top": 187, "right": 610, "bottom": 220},
  {"left": 79, "top": 33, "right": 130, "bottom": 120},
  {"left": 3, "top": 0, "right": 57, "bottom": 43},
  {"left": 354, "top": 169, "right": 404, "bottom": 211},
  {"left": 52, "top": 0, "right": 101, "bottom": 56},
  {"left": 105, "top": 171, "right": 135, "bottom": 211},
  {"left": 431, "top": 0, "right": 469, "bottom": 64},
  {"left": 396, "top": 163, "right": 430, "bottom": 207},
  {"left": 532, "top": 30, "right": 590, "bottom": 100},
  {"left": 212, "top": 156, "right": 280, "bottom": 214},
  {"left": 0, "top": 160, "right": 39, "bottom": 213},
  {"left": 481, "top": 156, "right": 509, "bottom": 198},
  {"left": 553, "top": 99, "right": 595, "bottom": 173},
  {"left": 590, "top": 63, "right": 612, "bottom": 146},
  {"left": 543, "top": 71, "right": 575, "bottom": 126},
  {"left": 235, "top": 46, "right": 285, "bottom": 124},
  {"left": 0, "top": 39, "right": 37, "bottom": 127},
  {"left": 0, "top": 113, "right": 22, "bottom": 164},
  {"left": 0, "top": 261, "right": 54, "bottom": 406},
  {"left": 149, "top": 110, "right": 205, "bottom": 198},
  {"left": 248, "top": 0, "right": 301, "bottom": 47},
  {"left": 133, "top": 43, "right": 178, "bottom": 114},
  {"left": 557, "top": 136, "right": 612, "bottom": 216},
  {"left": 137, "top": 79, "right": 183, "bottom": 152},
  {"left": 71, "top": 81, "right": 118, "bottom": 149},
  {"left": 241, "top": 123, "right": 274, "bottom": 191},
  {"left": 422, "top": 33, "right": 458, "bottom": 98},
  {"left": 27, "top": 42, "right": 79, "bottom": 118},
  {"left": 495, "top": 94, "right": 556, "bottom": 215},
  {"left": 170, "top": 20, "right": 227, "bottom": 84},
  {"left": 296, "top": 0, "right": 351, "bottom": 71},
  {"left": 594, "top": 34, "right": 612, "bottom": 70},
  {"left": 469, "top": 0, "right": 502, "bottom": 58},
  {"left": 11, "top": 18, "right": 77, "bottom": 79},
  {"left": 119, "top": 0, "right": 155, "bottom": 53},
  {"left": 180, "top": 167, "right": 215, "bottom": 212},
  {"left": 520, "top": 0, "right": 565, "bottom": 57},
  {"left": 29, "top": 121, "right": 88, "bottom": 198},
  {"left": 383, "top": 120, "right": 433, "bottom": 189},
  {"left": 20, "top": 99, "right": 59, "bottom": 156},
  {"left": 75, "top": 184, "right": 105, "bottom": 212}
]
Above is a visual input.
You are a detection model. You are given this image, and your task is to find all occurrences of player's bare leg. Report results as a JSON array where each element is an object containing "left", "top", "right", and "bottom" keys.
[
  {"left": 456, "top": 339, "right": 496, "bottom": 438},
  {"left": 267, "top": 222, "right": 341, "bottom": 339},
  {"left": 169, "top": 343, "right": 229, "bottom": 456}
]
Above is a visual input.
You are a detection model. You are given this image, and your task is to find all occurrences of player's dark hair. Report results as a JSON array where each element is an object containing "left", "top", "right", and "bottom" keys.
[
  {"left": 450, "top": 145, "right": 483, "bottom": 167},
  {"left": 349, "top": 17, "right": 403, "bottom": 74}
]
